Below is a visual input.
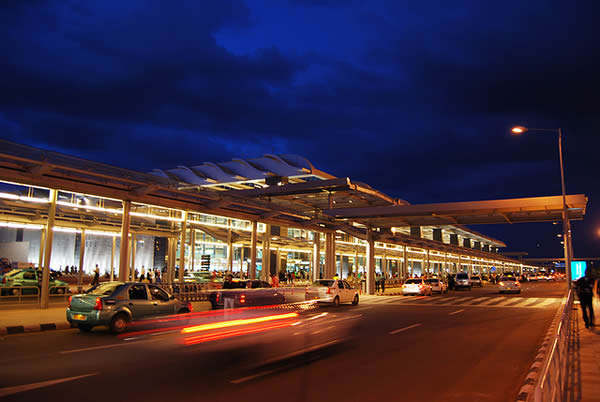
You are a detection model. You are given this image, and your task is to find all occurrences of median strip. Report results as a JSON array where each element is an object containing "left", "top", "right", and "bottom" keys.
[{"left": 389, "top": 323, "right": 421, "bottom": 334}]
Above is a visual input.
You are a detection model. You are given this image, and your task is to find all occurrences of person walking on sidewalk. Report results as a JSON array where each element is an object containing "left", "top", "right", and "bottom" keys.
[
  {"left": 575, "top": 268, "right": 595, "bottom": 329},
  {"left": 91, "top": 265, "right": 100, "bottom": 287}
]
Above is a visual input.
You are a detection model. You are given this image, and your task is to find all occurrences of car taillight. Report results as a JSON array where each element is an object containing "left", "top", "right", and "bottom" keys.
[
  {"left": 240, "top": 294, "right": 246, "bottom": 304},
  {"left": 93, "top": 297, "right": 102, "bottom": 311},
  {"left": 515, "top": 281, "right": 520, "bottom": 286},
  {"left": 499, "top": 281, "right": 504, "bottom": 286},
  {"left": 326, "top": 287, "right": 331, "bottom": 294},
  {"left": 216, "top": 293, "right": 220, "bottom": 302},
  {"left": 1, "top": 277, "right": 5, "bottom": 284},
  {"left": 402, "top": 284, "right": 406, "bottom": 289},
  {"left": 68, "top": 295, "right": 72, "bottom": 309},
  {"left": 187, "top": 301, "right": 193, "bottom": 311}
]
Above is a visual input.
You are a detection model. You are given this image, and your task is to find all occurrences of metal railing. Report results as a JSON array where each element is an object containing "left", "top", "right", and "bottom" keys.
[
  {"left": 158, "top": 283, "right": 211, "bottom": 301},
  {"left": 533, "top": 289, "right": 573, "bottom": 402},
  {"left": 0, "top": 285, "right": 70, "bottom": 305}
]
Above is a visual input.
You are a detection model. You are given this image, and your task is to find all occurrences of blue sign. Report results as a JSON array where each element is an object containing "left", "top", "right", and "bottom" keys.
[
  {"left": 490, "top": 266, "right": 496, "bottom": 272},
  {"left": 571, "top": 261, "right": 587, "bottom": 281}
]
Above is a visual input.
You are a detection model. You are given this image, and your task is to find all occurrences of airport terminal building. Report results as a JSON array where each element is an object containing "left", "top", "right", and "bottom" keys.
[{"left": 0, "top": 140, "right": 586, "bottom": 295}]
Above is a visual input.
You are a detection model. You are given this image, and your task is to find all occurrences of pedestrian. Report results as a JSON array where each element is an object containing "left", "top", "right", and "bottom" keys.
[
  {"left": 91, "top": 265, "right": 100, "bottom": 286},
  {"left": 147, "top": 270, "right": 153, "bottom": 283},
  {"left": 139, "top": 273, "right": 145, "bottom": 282},
  {"left": 155, "top": 269, "right": 161, "bottom": 284},
  {"left": 375, "top": 273, "right": 380, "bottom": 292},
  {"left": 380, "top": 276, "right": 386, "bottom": 293},
  {"left": 575, "top": 268, "right": 595, "bottom": 329}
]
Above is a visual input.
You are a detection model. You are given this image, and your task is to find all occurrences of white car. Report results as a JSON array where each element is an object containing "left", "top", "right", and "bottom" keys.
[
  {"left": 425, "top": 278, "right": 448, "bottom": 294},
  {"left": 498, "top": 276, "right": 521, "bottom": 294},
  {"left": 305, "top": 279, "right": 359, "bottom": 306},
  {"left": 402, "top": 278, "right": 433, "bottom": 296}
]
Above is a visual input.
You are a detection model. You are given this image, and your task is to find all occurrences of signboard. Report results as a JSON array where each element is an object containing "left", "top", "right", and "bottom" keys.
[
  {"left": 490, "top": 266, "right": 496, "bottom": 272},
  {"left": 571, "top": 261, "right": 587, "bottom": 281}
]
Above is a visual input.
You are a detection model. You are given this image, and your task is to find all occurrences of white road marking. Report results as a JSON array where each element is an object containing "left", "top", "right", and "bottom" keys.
[
  {"left": 461, "top": 297, "right": 488, "bottom": 305},
  {"left": 59, "top": 339, "right": 151, "bottom": 354},
  {"left": 448, "top": 309, "right": 465, "bottom": 316},
  {"left": 230, "top": 368, "right": 277, "bottom": 384},
  {"left": 0, "top": 373, "right": 97, "bottom": 397},
  {"left": 478, "top": 297, "right": 506, "bottom": 306},
  {"left": 389, "top": 323, "right": 422, "bottom": 335},
  {"left": 354, "top": 306, "right": 373, "bottom": 311}
]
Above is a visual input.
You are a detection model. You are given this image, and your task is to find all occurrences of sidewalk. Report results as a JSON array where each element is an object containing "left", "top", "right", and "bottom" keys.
[
  {"left": 0, "top": 301, "right": 211, "bottom": 335},
  {"left": 566, "top": 298, "right": 600, "bottom": 401}
]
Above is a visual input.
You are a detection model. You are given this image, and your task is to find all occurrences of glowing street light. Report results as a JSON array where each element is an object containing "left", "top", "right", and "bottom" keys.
[{"left": 510, "top": 125, "right": 573, "bottom": 287}]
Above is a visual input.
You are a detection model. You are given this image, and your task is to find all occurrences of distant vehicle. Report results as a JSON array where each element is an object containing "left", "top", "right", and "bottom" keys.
[
  {"left": 470, "top": 275, "right": 483, "bottom": 287},
  {"left": 210, "top": 280, "right": 286, "bottom": 309},
  {"left": 402, "top": 278, "right": 433, "bottom": 296},
  {"left": 498, "top": 276, "right": 521, "bottom": 294},
  {"left": 67, "top": 282, "right": 191, "bottom": 333},
  {"left": 0, "top": 268, "right": 68, "bottom": 295},
  {"left": 425, "top": 278, "right": 447, "bottom": 294},
  {"left": 304, "top": 279, "right": 359, "bottom": 306},
  {"left": 454, "top": 273, "right": 472, "bottom": 290}
]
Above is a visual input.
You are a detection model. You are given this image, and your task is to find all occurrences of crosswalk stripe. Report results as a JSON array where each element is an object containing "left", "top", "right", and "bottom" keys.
[
  {"left": 536, "top": 298, "right": 560, "bottom": 307},
  {"left": 461, "top": 297, "right": 489, "bottom": 305},
  {"left": 518, "top": 297, "right": 543, "bottom": 307},
  {"left": 478, "top": 297, "right": 506, "bottom": 306}
]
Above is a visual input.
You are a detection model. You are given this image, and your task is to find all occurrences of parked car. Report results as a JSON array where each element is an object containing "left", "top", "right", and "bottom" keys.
[
  {"left": 304, "top": 279, "right": 359, "bottom": 306},
  {"left": 470, "top": 275, "right": 483, "bottom": 287},
  {"left": 425, "top": 278, "right": 447, "bottom": 294},
  {"left": 402, "top": 278, "right": 433, "bottom": 296},
  {"left": 209, "top": 280, "right": 286, "bottom": 309},
  {"left": 67, "top": 281, "right": 192, "bottom": 333},
  {"left": 498, "top": 276, "right": 521, "bottom": 294},
  {"left": 0, "top": 268, "right": 69, "bottom": 295},
  {"left": 454, "top": 273, "right": 472, "bottom": 290}
]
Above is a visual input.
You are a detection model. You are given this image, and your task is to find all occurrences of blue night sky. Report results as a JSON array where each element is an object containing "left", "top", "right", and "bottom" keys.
[{"left": 1, "top": 0, "right": 599, "bottom": 258}]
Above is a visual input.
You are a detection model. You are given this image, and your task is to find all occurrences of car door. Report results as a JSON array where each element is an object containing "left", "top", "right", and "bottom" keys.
[
  {"left": 21, "top": 271, "right": 39, "bottom": 293},
  {"left": 343, "top": 281, "right": 354, "bottom": 302},
  {"left": 336, "top": 280, "right": 347, "bottom": 302},
  {"left": 149, "top": 285, "right": 174, "bottom": 315},
  {"left": 126, "top": 284, "right": 155, "bottom": 319}
]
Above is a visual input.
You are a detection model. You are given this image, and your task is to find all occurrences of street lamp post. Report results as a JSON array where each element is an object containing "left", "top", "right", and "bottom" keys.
[{"left": 511, "top": 126, "right": 573, "bottom": 288}]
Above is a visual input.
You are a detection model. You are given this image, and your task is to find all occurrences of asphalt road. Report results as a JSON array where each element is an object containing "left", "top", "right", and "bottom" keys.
[{"left": 0, "top": 281, "right": 566, "bottom": 402}]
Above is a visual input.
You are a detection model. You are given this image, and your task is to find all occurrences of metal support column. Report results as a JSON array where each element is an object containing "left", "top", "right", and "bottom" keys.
[
  {"left": 38, "top": 229, "right": 45, "bottom": 270},
  {"left": 226, "top": 224, "right": 233, "bottom": 273},
  {"left": 403, "top": 246, "right": 408, "bottom": 279},
  {"left": 366, "top": 228, "right": 376, "bottom": 295},
  {"left": 78, "top": 230, "right": 85, "bottom": 292},
  {"left": 40, "top": 189, "right": 57, "bottom": 309},
  {"left": 118, "top": 200, "right": 131, "bottom": 282},
  {"left": 261, "top": 224, "right": 271, "bottom": 281},
  {"left": 250, "top": 221, "right": 257, "bottom": 280},
  {"left": 131, "top": 234, "right": 137, "bottom": 280},
  {"left": 110, "top": 235, "right": 115, "bottom": 281},
  {"left": 190, "top": 229, "right": 195, "bottom": 271},
  {"left": 178, "top": 212, "right": 187, "bottom": 284},
  {"left": 312, "top": 232, "right": 320, "bottom": 281}
]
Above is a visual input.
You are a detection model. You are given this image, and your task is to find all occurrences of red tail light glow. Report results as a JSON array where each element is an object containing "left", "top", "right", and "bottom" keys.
[
  {"left": 92, "top": 297, "right": 102, "bottom": 310},
  {"left": 239, "top": 294, "right": 246, "bottom": 304},
  {"left": 326, "top": 287, "right": 331, "bottom": 294},
  {"left": 181, "top": 312, "right": 298, "bottom": 335},
  {"left": 68, "top": 295, "right": 72, "bottom": 309},
  {"left": 499, "top": 281, "right": 504, "bottom": 286}
]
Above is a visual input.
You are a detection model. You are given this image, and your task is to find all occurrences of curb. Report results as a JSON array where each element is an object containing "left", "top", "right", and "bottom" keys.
[
  {"left": 515, "top": 295, "right": 568, "bottom": 401},
  {"left": 0, "top": 321, "right": 73, "bottom": 335}
]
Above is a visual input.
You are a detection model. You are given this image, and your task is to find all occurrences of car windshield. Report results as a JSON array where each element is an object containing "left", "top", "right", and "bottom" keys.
[
  {"left": 85, "top": 282, "right": 123, "bottom": 296},
  {"left": 456, "top": 274, "right": 469, "bottom": 279},
  {"left": 313, "top": 280, "right": 334, "bottom": 287},
  {"left": 471, "top": 276, "right": 480, "bottom": 280},
  {"left": 425, "top": 279, "right": 439, "bottom": 284},
  {"left": 406, "top": 279, "right": 421, "bottom": 284}
]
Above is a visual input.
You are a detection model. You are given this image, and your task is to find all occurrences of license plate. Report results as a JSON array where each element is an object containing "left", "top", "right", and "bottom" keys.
[{"left": 73, "top": 314, "right": 87, "bottom": 320}]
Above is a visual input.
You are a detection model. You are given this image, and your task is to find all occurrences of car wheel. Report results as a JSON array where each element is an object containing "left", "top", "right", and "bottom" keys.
[
  {"left": 11, "top": 287, "right": 21, "bottom": 296},
  {"left": 177, "top": 308, "right": 190, "bottom": 314},
  {"left": 78, "top": 324, "right": 93, "bottom": 332},
  {"left": 110, "top": 313, "right": 129, "bottom": 334},
  {"left": 333, "top": 296, "right": 340, "bottom": 307},
  {"left": 352, "top": 294, "right": 359, "bottom": 305}
]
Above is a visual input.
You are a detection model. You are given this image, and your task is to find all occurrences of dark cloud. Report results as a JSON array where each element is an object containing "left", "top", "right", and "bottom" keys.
[{"left": 0, "top": 0, "right": 598, "bottom": 258}]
